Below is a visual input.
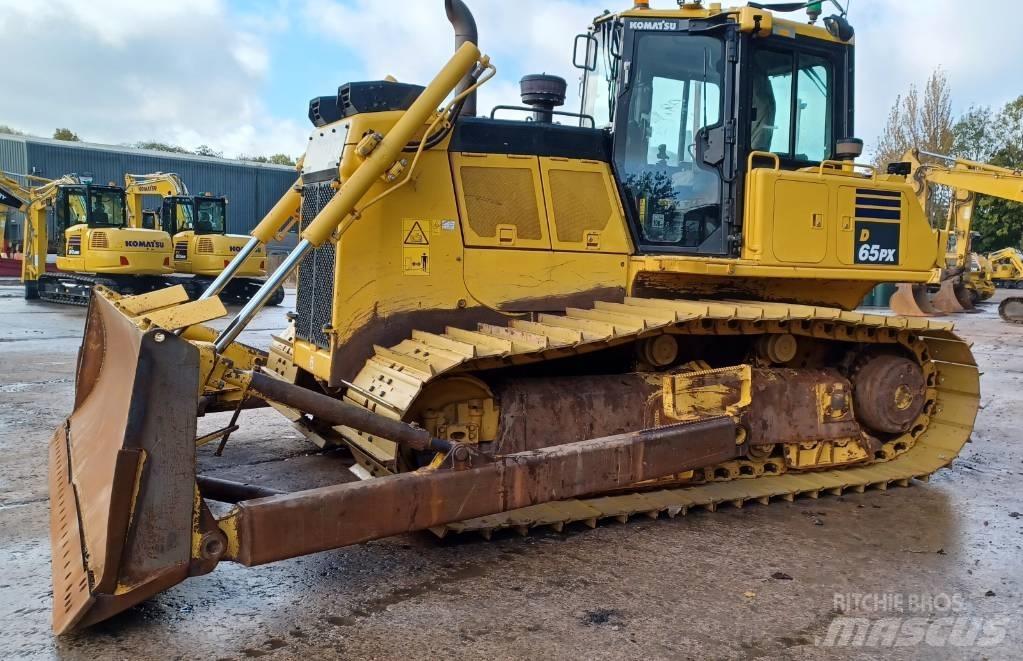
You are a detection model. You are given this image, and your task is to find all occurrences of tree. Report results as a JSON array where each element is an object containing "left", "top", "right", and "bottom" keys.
[
  {"left": 267, "top": 153, "right": 296, "bottom": 166},
  {"left": 239, "top": 153, "right": 297, "bottom": 166},
  {"left": 872, "top": 68, "right": 954, "bottom": 168},
  {"left": 193, "top": 144, "right": 223, "bottom": 158},
  {"left": 53, "top": 128, "right": 80, "bottom": 141},
  {"left": 134, "top": 140, "right": 190, "bottom": 153},
  {"left": 0, "top": 125, "right": 24, "bottom": 135},
  {"left": 951, "top": 106, "right": 996, "bottom": 162}
]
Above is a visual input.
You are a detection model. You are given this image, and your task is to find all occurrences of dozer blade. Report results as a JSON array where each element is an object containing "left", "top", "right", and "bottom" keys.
[
  {"left": 931, "top": 279, "right": 972, "bottom": 313},
  {"left": 50, "top": 292, "right": 200, "bottom": 634},
  {"left": 889, "top": 282, "right": 936, "bottom": 316}
]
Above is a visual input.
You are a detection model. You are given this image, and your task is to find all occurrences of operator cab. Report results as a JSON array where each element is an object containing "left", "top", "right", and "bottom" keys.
[
  {"left": 577, "top": 5, "right": 854, "bottom": 256},
  {"left": 56, "top": 185, "right": 127, "bottom": 230},
  {"left": 54, "top": 185, "right": 127, "bottom": 255},
  {"left": 161, "top": 195, "right": 227, "bottom": 235}
]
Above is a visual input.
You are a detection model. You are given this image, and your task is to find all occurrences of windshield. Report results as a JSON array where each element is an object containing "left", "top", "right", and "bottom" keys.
[
  {"left": 616, "top": 33, "right": 724, "bottom": 249},
  {"left": 65, "top": 190, "right": 89, "bottom": 226},
  {"left": 194, "top": 198, "right": 226, "bottom": 234},
  {"left": 88, "top": 189, "right": 126, "bottom": 228},
  {"left": 174, "top": 199, "right": 195, "bottom": 232}
]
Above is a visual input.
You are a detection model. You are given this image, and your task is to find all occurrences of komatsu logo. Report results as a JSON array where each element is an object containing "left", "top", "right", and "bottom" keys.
[
  {"left": 629, "top": 19, "right": 679, "bottom": 30},
  {"left": 125, "top": 240, "right": 166, "bottom": 249},
  {"left": 229, "top": 245, "right": 242, "bottom": 252}
]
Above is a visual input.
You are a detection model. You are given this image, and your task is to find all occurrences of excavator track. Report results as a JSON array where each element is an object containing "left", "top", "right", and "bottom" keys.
[
  {"left": 36, "top": 273, "right": 166, "bottom": 306},
  {"left": 998, "top": 296, "right": 1023, "bottom": 324},
  {"left": 302, "top": 298, "right": 979, "bottom": 538},
  {"left": 36, "top": 273, "right": 114, "bottom": 306}
]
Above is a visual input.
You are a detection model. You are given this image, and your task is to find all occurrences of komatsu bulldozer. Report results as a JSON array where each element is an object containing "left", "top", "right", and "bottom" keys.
[
  {"left": 0, "top": 172, "right": 173, "bottom": 304},
  {"left": 123, "top": 172, "right": 286, "bottom": 304},
  {"left": 49, "top": 0, "right": 981, "bottom": 634}
]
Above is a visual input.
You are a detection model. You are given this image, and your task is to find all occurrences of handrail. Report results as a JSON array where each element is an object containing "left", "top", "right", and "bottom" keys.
[
  {"left": 747, "top": 150, "right": 779, "bottom": 172},
  {"left": 818, "top": 159, "right": 876, "bottom": 178},
  {"left": 489, "top": 105, "right": 597, "bottom": 128}
]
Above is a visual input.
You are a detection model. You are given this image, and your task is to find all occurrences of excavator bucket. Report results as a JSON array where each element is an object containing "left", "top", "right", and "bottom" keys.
[
  {"left": 889, "top": 283, "right": 937, "bottom": 316},
  {"left": 50, "top": 288, "right": 208, "bottom": 634},
  {"left": 931, "top": 279, "right": 972, "bottom": 313}
]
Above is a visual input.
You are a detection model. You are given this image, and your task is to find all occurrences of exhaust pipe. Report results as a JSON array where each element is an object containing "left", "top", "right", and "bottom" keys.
[{"left": 445, "top": 0, "right": 478, "bottom": 116}]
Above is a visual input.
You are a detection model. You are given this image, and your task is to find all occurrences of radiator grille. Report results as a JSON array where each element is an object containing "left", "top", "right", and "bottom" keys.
[
  {"left": 295, "top": 182, "right": 338, "bottom": 349},
  {"left": 197, "top": 237, "right": 215, "bottom": 253},
  {"left": 89, "top": 232, "right": 108, "bottom": 249},
  {"left": 461, "top": 166, "right": 542, "bottom": 240},
  {"left": 549, "top": 170, "right": 611, "bottom": 243}
]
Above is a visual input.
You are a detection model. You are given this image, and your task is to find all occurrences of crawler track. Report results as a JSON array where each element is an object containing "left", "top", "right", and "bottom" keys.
[{"left": 325, "top": 298, "right": 980, "bottom": 537}]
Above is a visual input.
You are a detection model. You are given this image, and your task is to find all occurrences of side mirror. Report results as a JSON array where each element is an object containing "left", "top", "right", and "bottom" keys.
[
  {"left": 573, "top": 34, "right": 597, "bottom": 71},
  {"left": 824, "top": 14, "right": 855, "bottom": 42}
]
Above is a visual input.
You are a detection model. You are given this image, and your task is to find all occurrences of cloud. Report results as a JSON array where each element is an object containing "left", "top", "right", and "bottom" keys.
[
  {"left": 303, "top": 0, "right": 597, "bottom": 117},
  {"left": 0, "top": 0, "right": 306, "bottom": 157},
  {"left": 853, "top": 0, "right": 1023, "bottom": 151},
  {"left": 3, "top": 0, "right": 1021, "bottom": 163}
]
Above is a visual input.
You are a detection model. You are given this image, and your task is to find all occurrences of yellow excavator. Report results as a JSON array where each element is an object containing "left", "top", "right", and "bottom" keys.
[
  {"left": 122, "top": 170, "right": 288, "bottom": 304},
  {"left": 889, "top": 150, "right": 1009, "bottom": 315},
  {"left": 123, "top": 172, "right": 285, "bottom": 305},
  {"left": 987, "top": 247, "right": 1023, "bottom": 322},
  {"left": 0, "top": 171, "right": 173, "bottom": 304},
  {"left": 989, "top": 247, "right": 1023, "bottom": 288},
  {"left": 49, "top": 0, "right": 981, "bottom": 634},
  {"left": 967, "top": 252, "right": 995, "bottom": 303}
]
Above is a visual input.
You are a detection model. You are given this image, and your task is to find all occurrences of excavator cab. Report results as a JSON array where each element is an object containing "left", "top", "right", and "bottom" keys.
[
  {"left": 161, "top": 194, "right": 264, "bottom": 283},
  {"left": 161, "top": 194, "right": 227, "bottom": 236},
  {"left": 581, "top": 6, "right": 853, "bottom": 257}
]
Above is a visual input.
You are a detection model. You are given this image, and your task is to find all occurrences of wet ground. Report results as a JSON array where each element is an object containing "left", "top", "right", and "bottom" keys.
[{"left": 0, "top": 283, "right": 1021, "bottom": 660}]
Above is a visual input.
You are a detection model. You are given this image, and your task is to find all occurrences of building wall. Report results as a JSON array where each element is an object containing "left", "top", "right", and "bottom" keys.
[{"left": 0, "top": 135, "right": 297, "bottom": 251}]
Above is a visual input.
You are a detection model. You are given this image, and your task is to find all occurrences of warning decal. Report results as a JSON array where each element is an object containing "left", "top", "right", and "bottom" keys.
[
  {"left": 402, "top": 219, "right": 430, "bottom": 276},
  {"left": 403, "top": 220, "right": 429, "bottom": 245}
]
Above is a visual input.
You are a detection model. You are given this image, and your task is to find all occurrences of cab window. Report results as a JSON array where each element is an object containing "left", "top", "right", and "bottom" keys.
[
  {"left": 88, "top": 189, "right": 126, "bottom": 228},
  {"left": 194, "top": 199, "right": 225, "bottom": 234},
  {"left": 64, "top": 190, "right": 89, "bottom": 227},
  {"left": 174, "top": 200, "right": 194, "bottom": 232},
  {"left": 751, "top": 49, "right": 833, "bottom": 162},
  {"left": 616, "top": 33, "right": 724, "bottom": 249}
]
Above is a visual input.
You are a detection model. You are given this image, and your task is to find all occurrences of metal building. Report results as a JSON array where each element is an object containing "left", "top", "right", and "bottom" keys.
[{"left": 0, "top": 134, "right": 296, "bottom": 251}]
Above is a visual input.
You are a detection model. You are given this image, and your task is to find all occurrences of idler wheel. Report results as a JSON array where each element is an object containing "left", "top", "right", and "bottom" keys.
[{"left": 852, "top": 354, "right": 925, "bottom": 434}]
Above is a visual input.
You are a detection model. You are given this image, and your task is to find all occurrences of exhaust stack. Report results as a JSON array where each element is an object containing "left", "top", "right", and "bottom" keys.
[{"left": 445, "top": 0, "right": 478, "bottom": 116}]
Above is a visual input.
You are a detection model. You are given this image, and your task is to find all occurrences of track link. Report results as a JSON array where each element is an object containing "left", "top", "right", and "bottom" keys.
[
  {"left": 37, "top": 273, "right": 112, "bottom": 306},
  {"left": 998, "top": 296, "right": 1023, "bottom": 324},
  {"left": 317, "top": 298, "right": 980, "bottom": 537}
]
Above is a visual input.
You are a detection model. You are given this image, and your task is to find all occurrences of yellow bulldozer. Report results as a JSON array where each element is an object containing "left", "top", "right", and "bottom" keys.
[
  {"left": 49, "top": 0, "right": 980, "bottom": 634},
  {"left": 123, "top": 172, "right": 288, "bottom": 304},
  {"left": 0, "top": 171, "right": 174, "bottom": 304}
]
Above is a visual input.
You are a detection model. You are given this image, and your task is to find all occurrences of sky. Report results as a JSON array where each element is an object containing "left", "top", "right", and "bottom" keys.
[{"left": 0, "top": 0, "right": 1018, "bottom": 161}]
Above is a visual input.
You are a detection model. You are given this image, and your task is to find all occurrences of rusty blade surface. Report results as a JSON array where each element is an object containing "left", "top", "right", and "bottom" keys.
[
  {"left": 50, "top": 293, "right": 200, "bottom": 634},
  {"left": 889, "top": 283, "right": 936, "bottom": 317},
  {"left": 932, "top": 280, "right": 969, "bottom": 313},
  {"left": 225, "top": 416, "right": 739, "bottom": 566}
]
